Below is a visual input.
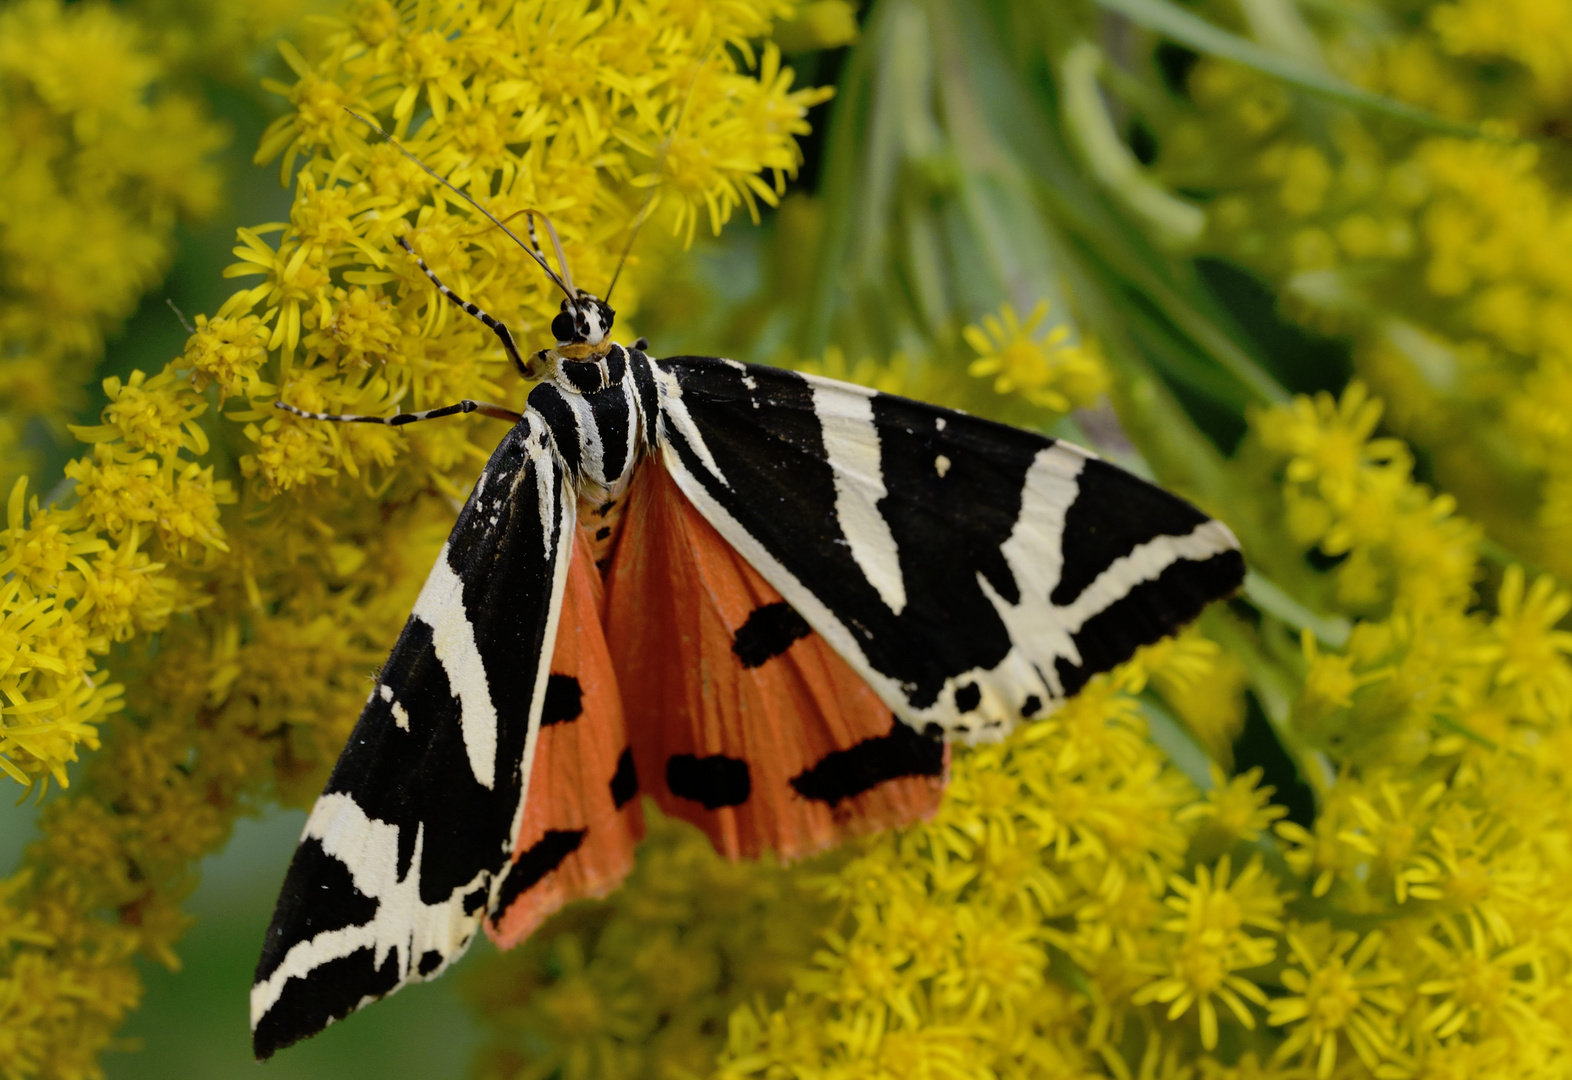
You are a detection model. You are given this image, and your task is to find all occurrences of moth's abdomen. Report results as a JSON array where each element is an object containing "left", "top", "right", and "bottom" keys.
[{"left": 579, "top": 477, "right": 635, "bottom": 573}]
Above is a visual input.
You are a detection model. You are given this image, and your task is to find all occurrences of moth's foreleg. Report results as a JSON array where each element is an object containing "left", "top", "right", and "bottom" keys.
[
  {"left": 276, "top": 399, "right": 524, "bottom": 425},
  {"left": 398, "top": 236, "right": 530, "bottom": 380}
]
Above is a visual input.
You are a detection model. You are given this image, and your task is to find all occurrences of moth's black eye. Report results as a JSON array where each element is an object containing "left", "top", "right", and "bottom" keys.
[{"left": 551, "top": 311, "right": 575, "bottom": 342}]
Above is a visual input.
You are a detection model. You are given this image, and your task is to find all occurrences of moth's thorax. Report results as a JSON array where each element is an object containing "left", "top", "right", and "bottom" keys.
[{"left": 526, "top": 351, "right": 644, "bottom": 497}]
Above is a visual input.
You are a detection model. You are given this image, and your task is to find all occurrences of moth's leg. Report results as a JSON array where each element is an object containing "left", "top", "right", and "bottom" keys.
[
  {"left": 276, "top": 399, "right": 524, "bottom": 425},
  {"left": 398, "top": 236, "right": 529, "bottom": 380}
]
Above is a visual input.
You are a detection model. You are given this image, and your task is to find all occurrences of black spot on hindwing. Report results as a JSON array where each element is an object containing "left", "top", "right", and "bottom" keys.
[
  {"left": 610, "top": 747, "right": 638, "bottom": 809},
  {"left": 541, "top": 674, "right": 583, "bottom": 725},
  {"left": 666, "top": 754, "right": 751, "bottom": 809},
  {"left": 731, "top": 602, "right": 811, "bottom": 667},
  {"left": 953, "top": 683, "right": 981, "bottom": 713},
  {"left": 491, "top": 830, "right": 587, "bottom": 917},
  {"left": 790, "top": 717, "right": 945, "bottom": 806},
  {"left": 417, "top": 950, "right": 444, "bottom": 976}
]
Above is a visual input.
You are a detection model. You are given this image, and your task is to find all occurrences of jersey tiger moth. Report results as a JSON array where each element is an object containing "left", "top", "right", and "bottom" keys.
[{"left": 249, "top": 120, "right": 1246, "bottom": 1060}]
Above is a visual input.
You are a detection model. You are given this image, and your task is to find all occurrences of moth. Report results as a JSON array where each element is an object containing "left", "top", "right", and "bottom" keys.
[{"left": 250, "top": 124, "right": 1245, "bottom": 1060}]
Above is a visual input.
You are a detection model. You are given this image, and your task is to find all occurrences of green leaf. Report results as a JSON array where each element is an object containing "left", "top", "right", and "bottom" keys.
[
  {"left": 1141, "top": 696, "right": 1216, "bottom": 790},
  {"left": 1243, "top": 571, "right": 1351, "bottom": 648},
  {"left": 1093, "top": 0, "right": 1499, "bottom": 140}
]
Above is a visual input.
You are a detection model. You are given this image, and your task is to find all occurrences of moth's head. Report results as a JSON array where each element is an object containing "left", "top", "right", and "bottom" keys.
[{"left": 552, "top": 294, "right": 615, "bottom": 347}]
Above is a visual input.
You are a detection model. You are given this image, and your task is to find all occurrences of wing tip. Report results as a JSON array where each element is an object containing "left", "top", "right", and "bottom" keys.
[{"left": 249, "top": 1004, "right": 296, "bottom": 1062}]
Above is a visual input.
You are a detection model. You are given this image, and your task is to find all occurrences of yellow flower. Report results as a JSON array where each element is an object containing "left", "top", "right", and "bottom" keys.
[
  {"left": 1261, "top": 382, "right": 1408, "bottom": 513},
  {"left": 964, "top": 301, "right": 1107, "bottom": 413},
  {"left": 1134, "top": 856, "right": 1281, "bottom": 1049},
  {"left": 1267, "top": 924, "right": 1402, "bottom": 1079},
  {"left": 1179, "top": 766, "right": 1290, "bottom": 844},
  {"left": 1256, "top": 383, "right": 1479, "bottom": 615},
  {"left": 1483, "top": 566, "right": 1572, "bottom": 723},
  {"left": 1414, "top": 913, "right": 1548, "bottom": 1045},
  {"left": 1337, "top": 778, "right": 1448, "bottom": 905},
  {"left": 182, "top": 313, "right": 276, "bottom": 399}
]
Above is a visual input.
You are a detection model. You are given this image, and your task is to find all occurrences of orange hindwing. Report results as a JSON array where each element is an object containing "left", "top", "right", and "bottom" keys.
[{"left": 603, "top": 458, "right": 948, "bottom": 862}]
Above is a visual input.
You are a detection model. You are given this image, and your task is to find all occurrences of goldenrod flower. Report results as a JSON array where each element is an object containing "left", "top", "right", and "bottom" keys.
[
  {"left": 964, "top": 301, "right": 1107, "bottom": 413},
  {"left": 1134, "top": 856, "right": 1282, "bottom": 1049},
  {"left": 1484, "top": 566, "right": 1572, "bottom": 723},
  {"left": 1267, "top": 924, "right": 1402, "bottom": 1079},
  {"left": 1180, "top": 766, "right": 1289, "bottom": 844},
  {"left": 1414, "top": 913, "right": 1547, "bottom": 1045}
]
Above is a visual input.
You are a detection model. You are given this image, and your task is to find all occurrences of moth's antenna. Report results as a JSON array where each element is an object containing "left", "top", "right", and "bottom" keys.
[
  {"left": 604, "top": 196, "right": 654, "bottom": 305},
  {"left": 166, "top": 298, "right": 196, "bottom": 334},
  {"left": 485, "top": 207, "right": 577, "bottom": 296},
  {"left": 344, "top": 108, "right": 574, "bottom": 300},
  {"left": 526, "top": 211, "right": 576, "bottom": 297},
  {"left": 605, "top": 56, "right": 710, "bottom": 303}
]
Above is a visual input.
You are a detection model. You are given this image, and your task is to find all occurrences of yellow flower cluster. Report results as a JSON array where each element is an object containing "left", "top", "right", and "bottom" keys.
[
  {"left": 1161, "top": 0, "right": 1572, "bottom": 577},
  {"left": 1259, "top": 384, "right": 1572, "bottom": 1079},
  {"left": 0, "top": 0, "right": 832, "bottom": 1075},
  {"left": 468, "top": 810, "right": 834, "bottom": 1080},
  {"left": 1431, "top": 0, "right": 1572, "bottom": 109},
  {"left": 226, "top": 0, "right": 828, "bottom": 496},
  {"left": 0, "top": 0, "right": 225, "bottom": 493},
  {"left": 713, "top": 650, "right": 1269, "bottom": 1078},
  {"left": 1254, "top": 381, "right": 1477, "bottom": 617}
]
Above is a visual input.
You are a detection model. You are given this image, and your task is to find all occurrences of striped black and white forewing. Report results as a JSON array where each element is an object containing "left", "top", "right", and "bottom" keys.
[
  {"left": 652, "top": 356, "right": 1243, "bottom": 741},
  {"left": 251, "top": 413, "right": 576, "bottom": 1059}
]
